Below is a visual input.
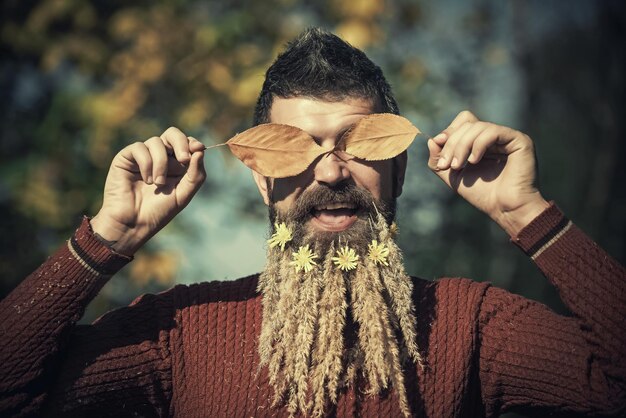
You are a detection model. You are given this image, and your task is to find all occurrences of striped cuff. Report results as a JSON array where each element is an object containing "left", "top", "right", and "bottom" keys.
[
  {"left": 511, "top": 202, "right": 572, "bottom": 260},
  {"left": 69, "top": 216, "right": 133, "bottom": 276}
]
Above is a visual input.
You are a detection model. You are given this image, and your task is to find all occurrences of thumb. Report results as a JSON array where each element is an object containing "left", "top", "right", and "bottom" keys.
[
  {"left": 427, "top": 138, "right": 452, "bottom": 188},
  {"left": 427, "top": 138, "right": 442, "bottom": 171},
  {"left": 178, "top": 149, "right": 206, "bottom": 205}
]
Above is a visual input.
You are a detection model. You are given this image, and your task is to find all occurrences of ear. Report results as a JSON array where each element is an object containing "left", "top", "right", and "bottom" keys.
[
  {"left": 393, "top": 151, "right": 408, "bottom": 198},
  {"left": 252, "top": 170, "right": 271, "bottom": 206}
]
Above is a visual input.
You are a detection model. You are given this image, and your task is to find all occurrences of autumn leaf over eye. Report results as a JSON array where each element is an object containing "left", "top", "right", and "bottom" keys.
[
  {"left": 226, "top": 124, "right": 330, "bottom": 178},
  {"left": 215, "top": 114, "right": 421, "bottom": 178},
  {"left": 341, "top": 113, "right": 420, "bottom": 161}
]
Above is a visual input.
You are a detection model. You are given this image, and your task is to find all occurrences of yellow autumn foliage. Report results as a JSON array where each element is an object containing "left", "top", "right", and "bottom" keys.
[
  {"left": 206, "top": 61, "right": 234, "bottom": 93},
  {"left": 178, "top": 100, "right": 212, "bottom": 129},
  {"left": 16, "top": 163, "right": 64, "bottom": 228},
  {"left": 229, "top": 71, "right": 265, "bottom": 106},
  {"left": 335, "top": 19, "right": 381, "bottom": 49},
  {"left": 329, "top": 0, "right": 384, "bottom": 19}
]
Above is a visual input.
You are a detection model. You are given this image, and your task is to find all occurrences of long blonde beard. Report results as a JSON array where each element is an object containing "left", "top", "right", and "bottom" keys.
[{"left": 257, "top": 213, "right": 423, "bottom": 417}]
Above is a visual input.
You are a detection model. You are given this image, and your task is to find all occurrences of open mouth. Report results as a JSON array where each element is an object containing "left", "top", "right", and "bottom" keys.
[{"left": 310, "top": 201, "right": 359, "bottom": 232}]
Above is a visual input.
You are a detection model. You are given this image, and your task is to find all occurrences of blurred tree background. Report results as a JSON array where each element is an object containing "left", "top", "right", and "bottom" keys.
[{"left": 0, "top": 2, "right": 624, "bottom": 414}]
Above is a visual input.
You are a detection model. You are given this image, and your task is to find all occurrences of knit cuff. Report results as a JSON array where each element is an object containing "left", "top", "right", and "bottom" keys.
[
  {"left": 68, "top": 216, "right": 133, "bottom": 277},
  {"left": 511, "top": 202, "right": 572, "bottom": 260}
]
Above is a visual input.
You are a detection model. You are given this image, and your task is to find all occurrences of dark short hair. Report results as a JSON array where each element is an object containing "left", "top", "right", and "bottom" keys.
[{"left": 253, "top": 28, "right": 399, "bottom": 125}]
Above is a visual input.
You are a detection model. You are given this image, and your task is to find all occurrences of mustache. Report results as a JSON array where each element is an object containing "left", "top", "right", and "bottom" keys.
[
  {"left": 267, "top": 181, "right": 397, "bottom": 230},
  {"left": 288, "top": 183, "right": 376, "bottom": 223}
]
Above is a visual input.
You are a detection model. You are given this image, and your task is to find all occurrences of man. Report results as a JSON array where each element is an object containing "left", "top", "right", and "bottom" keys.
[{"left": 0, "top": 28, "right": 624, "bottom": 418}]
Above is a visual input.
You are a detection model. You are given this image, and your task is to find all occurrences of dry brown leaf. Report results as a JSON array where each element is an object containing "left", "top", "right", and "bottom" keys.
[
  {"left": 219, "top": 114, "right": 420, "bottom": 178},
  {"left": 342, "top": 113, "right": 420, "bottom": 161},
  {"left": 226, "top": 123, "right": 329, "bottom": 178}
]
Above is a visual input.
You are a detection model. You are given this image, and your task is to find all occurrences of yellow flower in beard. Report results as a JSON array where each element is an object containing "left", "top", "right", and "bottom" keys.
[
  {"left": 291, "top": 245, "right": 318, "bottom": 273},
  {"left": 368, "top": 240, "right": 389, "bottom": 266},
  {"left": 267, "top": 222, "right": 293, "bottom": 251},
  {"left": 332, "top": 245, "right": 359, "bottom": 271}
]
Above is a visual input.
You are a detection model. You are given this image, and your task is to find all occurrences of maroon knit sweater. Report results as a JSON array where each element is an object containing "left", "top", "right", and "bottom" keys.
[{"left": 0, "top": 204, "right": 624, "bottom": 417}]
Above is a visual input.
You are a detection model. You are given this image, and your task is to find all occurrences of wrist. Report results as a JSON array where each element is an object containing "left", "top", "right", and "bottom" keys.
[
  {"left": 72, "top": 217, "right": 134, "bottom": 273},
  {"left": 90, "top": 214, "right": 144, "bottom": 256},
  {"left": 494, "top": 195, "right": 551, "bottom": 237}
]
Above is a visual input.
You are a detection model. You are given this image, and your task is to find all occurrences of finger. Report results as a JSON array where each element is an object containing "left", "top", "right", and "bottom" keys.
[
  {"left": 439, "top": 110, "right": 479, "bottom": 137},
  {"left": 432, "top": 110, "right": 480, "bottom": 146},
  {"left": 470, "top": 126, "right": 525, "bottom": 162},
  {"left": 427, "top": 138, "right": 454, "bottom": 189},
  {"left": 449, "top": 110, "right": 479, "bottom": 129},
  {"left": 427, "top": 138, "right": 443, "bottom": 171},
  {"left": 186, "top": 150, "right": 207, "bottom": 185},
  {"left": 468, "top": 125, "right": 501, "bottom": 163},
  {"left": 161, "top": 126, "right": 191, "bottom": 164},
  {"left": 144, "top": 136, "right": 169, "bottom": 185},
  {"left": 451, "top": 122, "right": 490, "bottom": 169},
  {"left": 188, "top": 136, "right": 206, "bottom": 153},
  {"left": 431, "top": 132, "right": 448, "bottom": 145},
  {"left": 178, "top": 150, "right": 206, "bottom": 206},
  {"left": 437, "top": 121, "right": 473, "bottom": 170},
  {"left": 123, "top": 142, "right": 153, "bottom": 184}
]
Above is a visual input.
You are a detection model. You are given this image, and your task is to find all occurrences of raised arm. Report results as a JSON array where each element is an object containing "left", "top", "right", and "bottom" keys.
[
  {"left": 427, "top": 111, "right": 625, "bottom": 415},
  {"left": 0, "top": 128, "right": 205, "bottom": 416}
]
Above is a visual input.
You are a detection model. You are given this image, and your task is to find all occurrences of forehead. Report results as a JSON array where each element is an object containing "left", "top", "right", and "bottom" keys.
[{"left": 269, "top": 97, "right": 376, "bottom": 139}]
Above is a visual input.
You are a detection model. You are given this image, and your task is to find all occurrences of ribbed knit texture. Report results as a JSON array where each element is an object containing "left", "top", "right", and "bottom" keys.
[{"left": 1, "top": 205, "right": 624, "bottom": 417}]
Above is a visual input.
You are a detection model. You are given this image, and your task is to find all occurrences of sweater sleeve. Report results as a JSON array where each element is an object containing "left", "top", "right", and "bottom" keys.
[
  {"left": 0, "top": 218, "right": 173, "bottom": 417},
  {"left": 477, "top": 203, "right": 626, "bottom": 417}
]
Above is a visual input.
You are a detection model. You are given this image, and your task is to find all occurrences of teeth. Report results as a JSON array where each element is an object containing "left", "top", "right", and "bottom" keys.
[{"left": 313, "top": 202, "right": 356, "bottom": 211}]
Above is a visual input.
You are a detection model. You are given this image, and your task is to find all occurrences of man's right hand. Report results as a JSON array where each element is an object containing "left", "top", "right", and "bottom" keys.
[{"left": 90, "top": 127, "right": 206, "bottom": 256}]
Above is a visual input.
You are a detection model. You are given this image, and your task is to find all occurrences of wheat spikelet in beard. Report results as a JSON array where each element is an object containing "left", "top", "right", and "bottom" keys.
[
  {"left": 362, "top": 254, "right": 412, "bottom": 418},
  {"left": 350, "top": 261, "right": 392, "bottom": 394},
  {"left": 374, "top": 213, "right": 423, "bottom": 369},
  {"left": 257, "top": 247, "right": 284, "bottom": 366},
  {"left": 310, "top": 243, "right": 350, "bottom": 417},
  {"left": 287, "top": 255, "right": 322, "bottom": 415},
  {"left": 266, "top": 252, "right": 303, "bottom": 402}
]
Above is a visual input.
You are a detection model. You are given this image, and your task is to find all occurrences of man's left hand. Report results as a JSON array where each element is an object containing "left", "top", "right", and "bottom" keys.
[{"left": 427, "top": 110, "right": 550, "bottom": 237}]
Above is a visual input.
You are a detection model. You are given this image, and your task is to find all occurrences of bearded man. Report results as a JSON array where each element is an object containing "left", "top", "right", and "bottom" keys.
[{"left": 1, "top": 29, "right": 624, "bottom": 418}]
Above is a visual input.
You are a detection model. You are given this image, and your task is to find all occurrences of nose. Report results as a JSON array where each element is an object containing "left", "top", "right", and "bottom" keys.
[{"left": 313, "top": 152, "right": 351, "bottom": 187}]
